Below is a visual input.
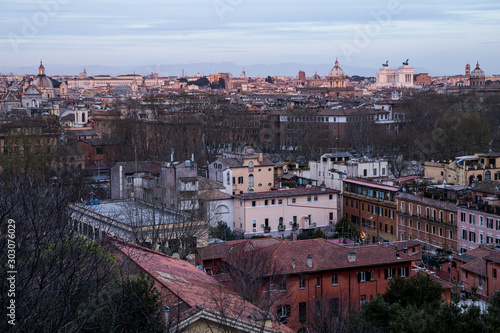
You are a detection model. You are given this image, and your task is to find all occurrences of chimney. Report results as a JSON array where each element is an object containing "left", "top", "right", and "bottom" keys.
[
  {"left": 306, "top": 254, "right": 312, "bottom": 268},
  {"left": 291, "top": 257, "right": 296, "bottom": 269},
  {"left": 347, "top": 250, "right": 356, "bottom": 263}
]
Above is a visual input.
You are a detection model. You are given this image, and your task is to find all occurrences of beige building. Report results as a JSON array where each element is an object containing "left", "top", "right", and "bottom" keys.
[
  {"left": 376, "top": 60, "right": 414, "bottom": 88},
  {"left": 425, "top": 153, "right": 500, "bottom": 185},
  {"left": 209, "top": 147, "right": 275, "bottom": 195}
]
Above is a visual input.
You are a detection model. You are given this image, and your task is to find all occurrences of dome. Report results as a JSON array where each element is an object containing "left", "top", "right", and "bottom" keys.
[
  {"left": 470, "top": 62, "right": 485, "bottom": 78},
  {"left": 111, "top": 84, "right": 132, "bottom": 95},
  {"left": 328, "top": 59, "right": 345, "bottom": 78},
  {"left": 33, "top": 75, "right": 54, "bottom": 89}
]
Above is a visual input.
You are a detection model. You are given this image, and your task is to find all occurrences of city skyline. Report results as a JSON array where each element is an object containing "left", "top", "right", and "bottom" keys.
[{"left": 1, "top": 0, "right": 499, "bottom": 75}]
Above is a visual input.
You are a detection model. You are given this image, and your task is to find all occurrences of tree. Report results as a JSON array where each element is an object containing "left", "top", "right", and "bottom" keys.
[
  {"left": 333, "top": 217, "right": 360, "bottom": 241},
  {"left": 221, "top": 247, "right": 291, "bottom": 326},
  {"left": 209, "top": 221, "right": 238, "bottom": 241},
  {"left": 86, "top": 274, "right": 164, "bottom": 333},
  {"left": 0, "top": 172, "right": 118, "bottom": 332}
]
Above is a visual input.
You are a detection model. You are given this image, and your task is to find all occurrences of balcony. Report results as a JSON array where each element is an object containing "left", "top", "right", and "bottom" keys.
[
  {"left": 278, "top": 225, "right": 285, "bottom": 232},
  {"left": 264, "top": 226, "right": 271, "bottom": 233},
  {"left": 292, "top": 223, "right": 299, "bottom": 231}
]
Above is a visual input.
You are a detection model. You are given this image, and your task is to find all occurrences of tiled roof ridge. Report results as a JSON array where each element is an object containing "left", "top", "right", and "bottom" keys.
[{"left": 108, "top": 237, "right": 197, "bottom": 308}]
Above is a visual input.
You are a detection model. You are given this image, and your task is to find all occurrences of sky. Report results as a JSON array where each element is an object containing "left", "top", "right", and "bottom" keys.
[{"left": 1, "top": 0, "right": 499, "bottom": 76}]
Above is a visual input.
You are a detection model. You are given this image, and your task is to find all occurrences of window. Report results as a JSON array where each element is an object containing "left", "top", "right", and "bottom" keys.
[
  {"left": 493, "top": 268, "right": 497, "bottom": 279},
  {"left": 400, "top": 201, "right": 405, "bottom": 212},
  {"left": 238, "top": 176, "right": 244, "bottom": 184},
  {"left": 248, "top": 161, "right": 254, "bottom": 168},
  {"left": 249, "top": 174, "right": 254, "bottom": 187},
  {"left": 252, "top": 220, "right": 256, "bottom": 228},
  {"left": 272, "top": 199, "right": 276, "bottom": 205},
  {"left": 277, "top": 305, "right": 291, "bottom": 324},
  {"left": 469, "top": 231, "right": 476, "bottom": 243},
  {"left": 382, "top": 167, "right": 386, "bottom": 175},
  {"left": 299, "top": 277, "right": 305, "bottom": 289},
  {"left": 126, "top": 176, "right": 133, "bottom": 184},
  {"left": 279, "top": 280, "right": 286, "bottom": 291},
  {"left": 358, "top": 271, "right": 366, "bottom": 282},
  {"left": 373, "top": 168, "right": 377, "bottom": 176},
  {"left": 461, "top": 212, "right": 466, "bottom": 222},
  {"left": 462, "top": 229, "right": 467, "bottom": 240},
  {"left": 265, "top": 200, "right": 269, "bottom": 206},
  {"left": 278, "top": 199, "right": 282, "bottom": 205},
  {"left": 299, "top": 302, "right": 307, "bottom": 323},
  {"left": 314, "top": 195, "right": 318, "bottom": 201},
  {"left": 252, "top": 201, "right": 256, "bottom": 207},
  {"left": 450, "top": 213, "right": 454, "bottom": 224},
  {"left": 449, "top": 231, "right": 453, "bottom": 240},
  {"left": 332, "top": 274, "right": 338, "bottom": 285},
  {"left": 292, "top": 198, "right": 296, "bottom": 203},
  {"left": 399, "top": 266, "right": 409, "bottom": 277},
  {"left": 470, "top": 214, "right": 475, "bottom": 225},
  {"left": 330, "top": 298, "right": 340, "bottom": 317},
  {"left": 316, "top": 277, "right": 321, "bottom": 287},
  {"left": 384, "top": 268, "right": 395, "bottom": 279},
  {"left": 360, "top": 295, "right": 367, "bottom": 307},
  {"left": 307, "top": 196, "right": 311, "bottom": 202},
  {"left": 329, "top": 194, "right": 333, "bottom": 200}
]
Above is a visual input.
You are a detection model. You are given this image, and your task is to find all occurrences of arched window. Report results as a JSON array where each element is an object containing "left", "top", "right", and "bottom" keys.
[
  {"left": 439, "top": 211, "right": 443, "bottom": 223},
  {"left": 279, "top": 217, "right": 283, "bottom": 226},
  {"left": 249, "top": 174, "right": 254, "bottom": 187},
  {"left": 485, "top": 171, "right": 491, "bottom": 180},
  {"left": 248, "top": 161, "right": 254, "bottom": 168}
]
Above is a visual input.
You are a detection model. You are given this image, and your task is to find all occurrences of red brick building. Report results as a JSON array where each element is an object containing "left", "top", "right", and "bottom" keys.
[
  {"left": 198, "top": 238, "right": 416, "bottom": 332},
  {"left": 343, "top": 178, "right": 400, "bottom": 243}
]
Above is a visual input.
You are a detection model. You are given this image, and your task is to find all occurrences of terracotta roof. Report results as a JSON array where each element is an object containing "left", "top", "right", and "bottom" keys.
[
  {"left": 198, "top": 190, "right": 232, "bottom": 201},
  {"left": 233, "top": 186, "right": 339, "bottom": 200},
  {"left": 461, "top": 258, "right": 487, "bottom": 277},
  {"left": 108, "top": 238, "right": 290, "bottom": 332},
  {"left": 226, "top": 238, "right": 415, "bottom": 276},
  {"left": 197, "top": 238, "right": 284, "bottom": 261},
  {"left": 484, "top": 251, "right": 500, "bottom": 264},
  {"left": 197, "top": 176, "right": 225, "bottom": 191},
  {"left": 471, "top": 180, "right": 500, "bottom": 195},
  {"left": 345, "top": 177, "right": 400, "bottom": 191}
]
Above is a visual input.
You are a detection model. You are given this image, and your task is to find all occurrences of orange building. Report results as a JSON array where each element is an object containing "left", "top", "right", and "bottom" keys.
[{"left": 343, "top": 178, "right": 400, "bottom": 243}]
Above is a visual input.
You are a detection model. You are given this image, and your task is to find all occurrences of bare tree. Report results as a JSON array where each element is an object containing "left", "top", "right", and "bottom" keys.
[
  {"left": 221, "top": 247, "right": 293, "bottom": 327},
  {"left": 0, "top": 172, "right": 119, "bottom": 332}
]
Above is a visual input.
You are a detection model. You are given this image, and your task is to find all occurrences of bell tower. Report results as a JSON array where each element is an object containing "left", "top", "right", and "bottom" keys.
[{"left": 465, "top": 63, "right": 470, "bottom": 76}]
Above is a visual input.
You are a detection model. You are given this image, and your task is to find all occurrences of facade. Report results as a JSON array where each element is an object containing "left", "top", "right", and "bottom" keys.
[
  {"left": 232, "top": 186, "right": 340, "bottom": 238},
  {"left": 208, "top": 147, "right": 275, "bottom": 195},
  {"left": 425, "top": 153, "right": 500, "bottom": 186},
  {"left": 343, "top": 178, "right": 399, "bottom": 243},
  {"left": 198, "top": 238, "right": 416, "bottom": 332},
  {"left": 376, "top": 61, "right": 414, "bottom": 88},
  {"left": 308, "top": 153, "right": 389, "bottom": 192},
  {"left": 457, "top": 180, "right": 500, "bottom": 252},
  {"left": 396, "top": 192, "right": 458, "bottom": 251}
]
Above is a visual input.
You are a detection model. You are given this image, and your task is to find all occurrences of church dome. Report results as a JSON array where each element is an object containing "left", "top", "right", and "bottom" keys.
[
  {"left": 111, "top": 84, "right": 132, "bottom": 95},
  {"left": 470, "top": 62, "right": 485, "bottom": 78},
  {"left": 33, "top": 75, "right": 54, "bottom": 89},
  {"left": 33, "top": 61, "right": 54, "bottom": 90},
  {"left": 328, "top": 59, "right": 345, "bottom": 78}
]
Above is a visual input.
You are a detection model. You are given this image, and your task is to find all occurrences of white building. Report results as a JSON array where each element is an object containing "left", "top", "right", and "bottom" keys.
[
  {"left": 376, "top": 60, "right": 414, "bottom": 88},
  {"left": 306, "top": 152, "right": 389, "bottom": 191}
]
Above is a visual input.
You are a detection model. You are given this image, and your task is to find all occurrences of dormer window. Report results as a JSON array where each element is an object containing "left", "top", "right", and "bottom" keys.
[{"left": 248, "top": 161, "right": 254, "bottom": 168}]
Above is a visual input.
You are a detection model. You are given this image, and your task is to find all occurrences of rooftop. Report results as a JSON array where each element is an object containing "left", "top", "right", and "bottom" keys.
[{"left": 233, "top": 186, "right": 339, "bottom": 200}]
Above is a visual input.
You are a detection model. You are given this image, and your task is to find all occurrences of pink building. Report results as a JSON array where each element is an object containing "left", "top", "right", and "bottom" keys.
[
  {"left": 457, "top": 181, "right": 500, "bottom": 252},
  {"left": 232, "top": 186, "right": 340, "bottom": 238}
]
